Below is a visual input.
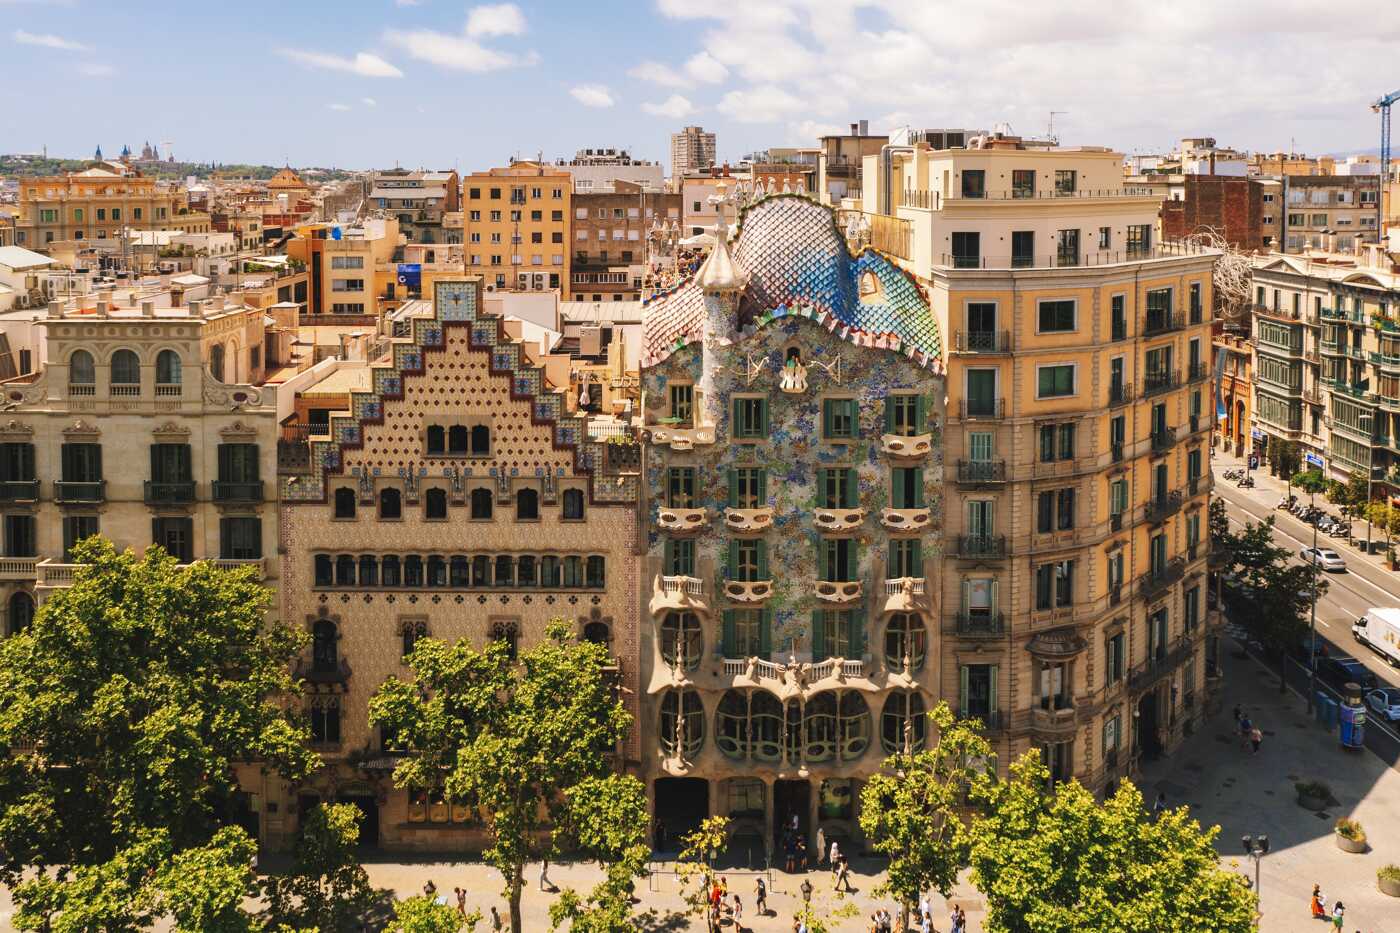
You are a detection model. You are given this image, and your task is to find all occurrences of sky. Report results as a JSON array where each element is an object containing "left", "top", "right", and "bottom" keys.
[{"left": 1, "top": 0, "right": 1395, "bottom": 171}]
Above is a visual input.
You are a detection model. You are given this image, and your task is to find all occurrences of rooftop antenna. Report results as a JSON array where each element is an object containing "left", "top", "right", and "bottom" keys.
[{"left": 1047, "top": 111, "right": 1066, "bottom": 145}]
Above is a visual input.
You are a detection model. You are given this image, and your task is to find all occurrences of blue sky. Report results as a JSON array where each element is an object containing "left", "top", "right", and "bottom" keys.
[{"left": 1, "top": 0, "right": 1392, "bottom": 170}]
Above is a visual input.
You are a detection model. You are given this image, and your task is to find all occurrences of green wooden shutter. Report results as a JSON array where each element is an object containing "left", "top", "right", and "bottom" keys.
[
  {"left": 759, "top": 609, "right": 772, "bottom": 658},
  {"left": 727, "top": 468, "right": 738, "bottom": 508},
  {"left": 177, "top": 444, "right": 192, "bottom": 482},
  {"left": 959, "top": 665, "right": 970, "bottom": 717},
  {"left": 219, "top": 518, "right": 232, "bottom": 559},
  {"left": 845, "top": 540, "right": 858, "bottom": 582},
  {"left": 822, "top": 399, "right": 833, "bottom": 438},
  {"left": 960, "top": 579, "right": 970, "bottom": 614},
  {"left": 722, "top": 610, "right": 736, "bottom": 657},
  {"left": 663, "top": 538, "right": 675, "bottom": 575},
  {"left": 150, "top": 445, "right": 161, "bottom": 483},
  {"left": 909, "top": 539, "right": 922, "bottom": 576},
  {"left": 916, "top": 394, "right": 928, "bottom": 433},
  {"left": 732, "top": 398, "right": 742, "bottom": 435},
  {"left": 844, "top": 468, "right": 858, "bottom": 508},
  {"left": 849, "top": 611, "right": 864, "bottom": 658},
  {"left": 756, "top": 540, "right": 769, "bottom": 580},
  {"left": 812, "top": 611, "right": 826, "bottom": 662},
  {"left": 757, "top": 468, "right": 767, "bottom": 504},
  {"left": 61, "top": 443, "right": 73, "bottom": 481},
  {"left": 911, "top": 468, "right": 924, "bottom": 507},
  {"left": 727, "top": 539, "right": 739, "bottom": 580},
  {"left": 217, "top": 444, "right": 232, "bottom": 483},
  {"left": 884, "top": 397, "right": 895, "bottom": 433},
  {"left": 94, "top": 445, "right": 102, "bottom": 482},
  {"left": 758, "top": 398, "right": 769, "bottom": 436}
]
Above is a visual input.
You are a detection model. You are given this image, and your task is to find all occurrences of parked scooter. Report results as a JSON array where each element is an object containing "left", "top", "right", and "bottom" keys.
[
  {"left": 1278, "top": 495, "right": 1298, "bottom": 510},
  {"left": 1237, "top": 475, "right": 1255, "bottom": 488}
]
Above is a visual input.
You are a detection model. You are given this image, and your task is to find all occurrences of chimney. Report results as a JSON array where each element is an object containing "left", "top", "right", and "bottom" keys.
[
  {"left": 46, "top": 299, "right": 62, "bottom": 319},
  {"left": 188, "top": 299, "right": 203, "bottom": 317},
  {"left": 96, "top": 300, "right": 109, "bottom": 316},
  {"left": 859, "top": 119, "right": 869, "bottom": 136},
  {"left": 141, "top": 300, "right": 155, "bottom": 318},
  {"left": 850, "top": 122, "right": 859, "bottom": 136}
]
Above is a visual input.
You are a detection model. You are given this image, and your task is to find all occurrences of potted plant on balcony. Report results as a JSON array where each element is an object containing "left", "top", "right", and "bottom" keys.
[
  {"left": 1295, "top": 780, "right": 1332, "bottom": 811},
  {"left": 1379, "top": 864, "right": 1400, "bottom": 898},
  {"left": 1335, "top": 817, "right": 1367, "bottom": 853}
]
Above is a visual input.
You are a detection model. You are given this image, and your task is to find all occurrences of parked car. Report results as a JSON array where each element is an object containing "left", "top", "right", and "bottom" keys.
[
  {"left": 1316, "top": 655, "right": 1379, "bottom": 692},
  {"left": 1300, "top": 547, "right": 1347, "bottom": 572},
  {"left": 1365, "top": 687, "right": 1400, "bottom": 722}
]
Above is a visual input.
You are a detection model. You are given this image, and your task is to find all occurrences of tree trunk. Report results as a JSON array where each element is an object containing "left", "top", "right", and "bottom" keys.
[{"left": 510, "top": 863, "right": 524, "bottom": 933}]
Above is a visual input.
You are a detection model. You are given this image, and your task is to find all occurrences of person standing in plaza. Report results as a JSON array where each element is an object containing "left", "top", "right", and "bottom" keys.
[
  {"left": 1250, "top": 725, "right": 1263, "bottom": 754},
  {"left": 756, "top": 876, "right": 768, "bottom": 916},
  {"left": 816, "top": 826, "right": 827, "bottom": 866},
  {"left": 732, "top": 894, "right": 744, "bottom": 931},
  {"left": 539, "top": 857, "right": 554, "bottom": 892},
  {"left": 1331, "top": 902, "right": 1345, "bottom": 929},
  {"left": 1311, "top": 884, "right": 1327, "bottom": 919}
]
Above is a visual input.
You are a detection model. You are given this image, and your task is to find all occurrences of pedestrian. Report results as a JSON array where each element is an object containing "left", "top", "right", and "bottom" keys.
[
  {"left": 455, "top": 886, "right": 467, "bottom": 916},
  {"left": 1153, "top": 792, "right": 1167, "bottom": 817},
  {"left": 1239, "top": 713, "right": 1254, "bottom": 749},
  {"left": 424, "top": 880, "right": 437, "bottom": 898},
  {"left": 733, "top": 894, "right": 744, "bottom": 930},
  {"left": 816, "top": 826, "right": 827, "bottom": 866},
  {"left": 1332, "top": 901, "right": 1345, "bottom": 929},
  {"left": 796, "top": 836, "right": 808, "bottom": 871},
  {"left": 951, "top": 904, "right": 962, "bottom": 932},
  {"left": 540, "top": 857, "right": 554, "bottom": 892},
  {"left": 756, "top": 877, "right": 768, "bottom": 916},
  {"left": 1311, "top": 884, "right": 1326, "bottom": 918},
  {"left": 490, "top": 906, "right": 502, "bottom": 932},
  {"left": 955, "top": 905, "right": 967, "bottom": 933},
  {"left": 835, "top": 857, "right": 852, "bottom": 893},
  {"left": 789, "top": 811, "right": 800, "bottom": 833},
  {"left": 918, "top": 894, "right": 930, "bottom": 922},
  {"left": 1250, "top": 726, "right": 1263, "bottom": 755}
]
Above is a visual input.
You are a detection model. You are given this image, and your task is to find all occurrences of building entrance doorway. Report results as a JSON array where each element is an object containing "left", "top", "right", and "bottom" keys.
[
  {"left": 336, "top": 794, "right": 380, "bottom": 848},
  {"left": 653, "top": 777, "right": 708, "bottom": 852},
  {"left": 773, "top": 779, "right": 810, "bottom": 848},
  {"left": 1137, "top": 690, "right": 1163, "bottom": 760}
]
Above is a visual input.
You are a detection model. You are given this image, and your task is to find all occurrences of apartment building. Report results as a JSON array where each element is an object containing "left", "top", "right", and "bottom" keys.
[
  {"left": 285, "top": 217, "right": 400, "bottom": 322},
  {"left": 370, "top": 169, "right": 461, "bottom": 245},
  {"left": 0, "top": 292, "right": 277, "bottom": 643},
  {"left": 12, "top": 161, "right": 195, "bottom": 248},
  {"left": 463, "top": 162, "right": 571, "bottom": 296},
  {"left": 1250, "top": 247, "right": 1400, "bottom": 485},
  {"left": 815, "top": 121, "right": 888, "bottom": 207},
  {"left": 560, "top": 148, "right": 665, "bottom": 193},
  {"left": 1280, "top": 176, "right": 1381, "bottom": 253},
  {"left": 571, "top": 181, "right": 680, "bottom": 301},
  {"left": 275, "top": 278, "right": 640, "bottom": 851},
  {"left": 1214, "top": 330, "right": 1254, "bottom": 457},
  {"left": 638, "top": 195, "right": 946, "bottom": 850},
  {"left": 862, "top": 133, "right": 1221, "bottom": 793},
  {"left": 670, "top": 126, "right": 717, "bottom": 184}
]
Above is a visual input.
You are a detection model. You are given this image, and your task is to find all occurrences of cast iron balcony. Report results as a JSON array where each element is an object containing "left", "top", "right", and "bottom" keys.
[
  {"left": 954, "top": 534, "right": 1007, "bottom": 559},
  {"left": 956, "top": 459, "right": 1007, "bottom": 483},
  {"left": 145, "top": 480, "right": 197, "bottom": 506},
  {"left": 1145, "top": 490, "right": 1183, "bottom": 524},
  {"left": 1109, "top": 381, "right": 1134, "bottom": 406},
  {"left": 1143, "top": 370, "right": 1181, "bottom": 397},
  {"left": 1137, "top": 557, "right": 1186, "bottom": 602},
  {"left": 954, "top": 330, "right": 1011, "bottom": 353},
  {"left": 0, "top": 480, "right": 40, "bottom": 502},
  {"left": 960, "top": 398, "right": 1006, "bottom": 420},
  {"left": 54, "top": 480, "right": 106, "bottom": 504},
  {"left": 212, "top": 481, "right": 265, "bottom": 503},
  {"left": 1188, "top": 361, "right": 1209, "bottom": 383},
  {"left": 1143, "top": 310, "right": 1183, "bottom": 337},
  {"left": 953, "top": 611, "right": 1006, "bottom": 637},
  {"left": 1151, "top": 426, "right": 1177, "bottom": 453}
]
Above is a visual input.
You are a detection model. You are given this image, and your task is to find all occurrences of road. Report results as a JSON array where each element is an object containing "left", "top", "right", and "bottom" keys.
[{"left": 1212, "top": 456, "right": 1400, "bottom": 768}]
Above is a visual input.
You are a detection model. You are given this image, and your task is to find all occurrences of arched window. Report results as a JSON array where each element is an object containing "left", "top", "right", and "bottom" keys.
[
  {"left": 7, "top": 591, "right": 35, "bottom": 635},
  {"left": 379, "top": 487, "right": 401, "bottom": 519},
  {"left": 659, "top": 689, "right": 704, "bottom": 756},
  {"left": 69, "top": 350, "right": 95, "bottom": 386},
  {"left": 516, "top": 488, "right": 539, "bottom": 521},
  {"left": 403, "top": 555, "right": 423, "bottom": 587},
  {"left": 381, "top": 555, "right": 401, "bottom": 587},
  {"left": 660, "top": 611, "right": 702, "bottom": 670},
  {"left": 450, "top": 555, "right": 470, "bottom": 587},
  {"left": 516, "top": 555, "right": 537, "bottom": 587},
  {"left": 804, "top": 694, "right": 838, "bottom": 763},
  {"left": 313, "top": 554, "right": 332, "bottom": 587},
  {"left": 426, "top": 555, "right": 446, "bottom": 586},
  {"left": 312, "top": 620, "right": 338, "bottom": 673},
  {"left": 470, "top": 488, "right": 493, "bottom": 519},
  {"left": 470, "top": 424, "right": 491, "bottom": 456},
  {"left": 881, "top": 692, "right": 928, "bottom": 755},
  {"left": 494, "top": 555, "right": 514, "bottom": 587},
  {"left": 562, "top": 556, "right": 583, "bottom": 587},
  {"left": 716, "top": 691, "right": 750, "bottom": 760},
  {"left": 448, "top": 425, "right": 469, "bottom": 454},
  {"left": 309, "top": 696, "right": 341, "bottom": 744},
  {"left": 838, "top": 693, "right": 872, "bottom": 760},
  {"left": 110, "top": 349, "right": 140, "bottom": 386},
  {"left": 424, "top": 488, "right": 448, "bottom": 519},
  {"left": 472, "top": 555, "right": 491, "bottom": 587},
  {"left": 210, "top": 343, "right": 225, "bottom": 382},
  {"left": 884, "top": 614, "right": 928, "bottom": 673},
  {"left": 583, "top": 621, "right": 610, "bottom": 645},
  {"left": 540, "top": 555, "right": 561, "bottom": 587},
  {"left": 425, "top": 425, "right": 445, "bottom": 455},
  {"left": 562, "top": 488, "right": 585, "bottom": 521},
  {"left": 401, "top": 619, "right": 428, "bottom": 657},
  {"left": 491, "top": 620, "right": 519, "bottom": 661},
  {"left": 586, "top": 555, "right": 605, "bottom": 588},
  {"left": 334, "top": 487, "right": 356, "bottom": 519},
  {"left": 334, "top": 555, "right": 356, "bottom": 587},
  {"left": 358, "top": 555, "right": 378, "bottom": 587},
  {"left": 156, "top": 349, "right": 182, "bottom": 385},
  {"left": 750, "top": 692, "right": 784, "bottom": 762}
]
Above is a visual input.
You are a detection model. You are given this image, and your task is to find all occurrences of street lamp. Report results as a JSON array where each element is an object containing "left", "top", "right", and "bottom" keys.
[{"left": 1241, "top": 834, "right": 1270, "bottom": 911}]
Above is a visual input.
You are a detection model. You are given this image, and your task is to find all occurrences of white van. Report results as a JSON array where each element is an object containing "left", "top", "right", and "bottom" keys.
[{"left": 1352, "top": 608, "right": 1400, "bottom": 667}]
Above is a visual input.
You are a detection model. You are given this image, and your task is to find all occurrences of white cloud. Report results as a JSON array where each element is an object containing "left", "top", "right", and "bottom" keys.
[
  {"left": 642, "top": 94, "right": 696, "bottom": 119},
  {"left": 362, "top": 96, "right": 377, "bottom": 107},
  {"left": 76, "top": 62, "right": 114, "bottom": 76},
  {"left": 12, "top": 29, "right": 89, "bottom": 51},
  {"left": 277, "top": 47, "right": 403, "bottom": 78},
  {"left": 466, "top": 3, "right": 526, "bottom": 37},
  {"left": 717, "top": 85, "right": 806, "bottom": 123},
  {"left": 570, "top": 84, "right": 615, "bottom": 108},
  {"left": 684, "top": 50, "right": 727, "bottom": 84},
  {"left": 383, "top": 27, "right": 535, "bottom": 72},
  {"left": 629, "top": 60, "right": 688, "bottom": 88},
  {"left": 328, "top": 103, "right": 352, "bottom": 111}
]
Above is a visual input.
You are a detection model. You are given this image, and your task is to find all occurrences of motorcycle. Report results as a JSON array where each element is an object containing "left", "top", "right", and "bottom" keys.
[
  {"left": 1329, "top": 523, "right": 1352, "bottom": 538},
  {"left": 1278, "top": 495, "right": 1297, "bottom": 510},
  {"left": 1237, "top": 476, "right": 1255, "bottom": 488}
]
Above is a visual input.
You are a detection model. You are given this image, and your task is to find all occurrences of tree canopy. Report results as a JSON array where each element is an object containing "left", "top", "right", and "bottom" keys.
[
  {"left": 261, "top": 802, "right": 375, "bottom": 931},
  {"left": 0, "top": 538, "right": 315, "bottom": 930}
]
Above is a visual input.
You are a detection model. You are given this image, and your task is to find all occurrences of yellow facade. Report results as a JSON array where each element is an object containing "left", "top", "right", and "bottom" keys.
[
  {"left": 286, "top": 219, "right": 400, "bottom": 320},
  {"left": 14, "top": 164, "right": 194, "bottom": 248},
  {"left": 462, "top": 162, "right": 572, "bottom": 297}
]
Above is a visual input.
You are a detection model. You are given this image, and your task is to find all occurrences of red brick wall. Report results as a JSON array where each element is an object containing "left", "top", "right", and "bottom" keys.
[{"left": 1160, "top": 176, "right": 1264, "bottom": 251}]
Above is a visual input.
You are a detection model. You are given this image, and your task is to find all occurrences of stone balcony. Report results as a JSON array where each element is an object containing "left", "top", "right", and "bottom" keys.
[
  {"left": 880, "top": 507, "right": 932, "bottom": 534},
  {"left": 723, "top": 579, "right": 774, "bottom": 604},
  {"left": 813, "top": 507, "right": 865, "bottom": 534},
  {"left": 719, "top": 655, "right": 867, "bottom": 692},
  {"left": 723, "top": 507, "right": 774, "bottom": 535},
  {"left": 879, "top": 432, "right": 933, "bottom": 459},
  {"left": 657, "top": 507, "right": 708, "bottom": 535},
  {"left": 646, "top": 424, "right": 716, "bottom": 450},
  {"left": 880, "top": 576, "right": 927, "bottom": 614},
  {"left": 814, "top": 579, "right": 863, "bottom": 605},
  {"left": 648, "top": 574, "right": 709, "bottom": 616},
  {"left": 1029, "top": 704, "right": 1080, "bottom": 737},
  {"left": 0, "top": 558, "right": 39, "bottom": 581}
]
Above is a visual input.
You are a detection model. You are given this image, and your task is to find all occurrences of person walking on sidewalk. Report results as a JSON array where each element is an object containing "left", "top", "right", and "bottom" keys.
[
  {"left": 1331, "top": 901, "right": 1345, "bottom": 929},
  {"left": 755, "top": 877, "right": 768, "bottom": 916},
  {"left": 1250, "top": 725, "right": 1263, "bottom": 755},
  {"left": 1311, "top": 884, "right": 1326, "bottom": 918}
]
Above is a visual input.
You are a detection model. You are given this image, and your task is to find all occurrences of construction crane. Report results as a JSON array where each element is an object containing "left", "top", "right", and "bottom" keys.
[{"left": 1372, "top": 90, "right": 1399, "bottom": 237}]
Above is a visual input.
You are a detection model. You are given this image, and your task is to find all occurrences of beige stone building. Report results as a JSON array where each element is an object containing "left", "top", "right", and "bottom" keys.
[
  {"left": 861, "top": 133, "right": 1222, "bottom": 793},
  {"left": 274, "top": 278, "right": 641, "bottom": 851},
  {"left": 670, "top": 125, "right": 717, "bottom": 185},
  {"left": 12, "top": 161, "right": 198, "bottom": 249},
  {"left": 463, "top": 163, "right": 571, "bottom": 297}
]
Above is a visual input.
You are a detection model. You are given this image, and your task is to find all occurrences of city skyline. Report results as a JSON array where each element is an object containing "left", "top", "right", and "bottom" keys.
[{"left": 2, "top": 0, "right": 1395, "bottom": 170}]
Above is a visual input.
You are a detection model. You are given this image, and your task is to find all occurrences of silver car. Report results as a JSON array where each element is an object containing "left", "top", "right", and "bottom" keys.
[
  {"left": 1365, "top": 687, "right": 1400, "bottom": 722},
  {"left": 1300, "top": 547, "right": 1347, "bottom": 572}
]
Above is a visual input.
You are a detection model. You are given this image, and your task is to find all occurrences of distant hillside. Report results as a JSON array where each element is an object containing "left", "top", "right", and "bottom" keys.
[{"left": 0, "top": 154, "right": 357, "bottom": 182}]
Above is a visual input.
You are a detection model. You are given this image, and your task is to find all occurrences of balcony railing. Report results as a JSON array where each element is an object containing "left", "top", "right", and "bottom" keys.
[
  {"left": 956, "top": 459, "right": 1007, "bottom": 483},
  {"left": 0, "top": 480, "right": 40, "bottom": 502},
  {"left": 954, "top": 534, "right": 1007, "bottom": 559},
  {"left": 1151, "top": 426, "right": 1177, "bottom": 453},
  {"left": 1109, "top": 381, "right": 1134, "bottom": 406},
  {"left": 144, "top": 480, "right": 197, "bottom": 505},
  {"left": 53, "top": 480, "right": 105, "bottom": 504},
  {"left": 1137, "top": 557, "right": 1186, "bottom": 602},
  {"left": 212, "top": 481, "right": 265, "bottom": 503},
  {"left": 1145, "top": 490, "right": 1184, "bottom": 524},
  {"left": 959, "top": 398, "right": 1005, "bottom": 420},
  {"left": 953, "top": 330, "right": 1011, "bottom": 353},
  {"left": 953, "top": 612, "right": 1005, "bottom": 637},
  {"left": 1188, "top": 361, "right": 1209, "bottom": 383},
  {"left": 294, "top": 657, "right": 353, "bottom": 685},
  {"left": 1143, "top": 310, "right": 1183, "bottom": 336},
  {"left": 1129, "top": 637, "right": 1192, "bottom": 691},
  {"left": 1142, "top": 370, "right": 1181, "bottom": 398},
  {"left": 934, "top": 242, "right": 1211, "bottom": 270}
]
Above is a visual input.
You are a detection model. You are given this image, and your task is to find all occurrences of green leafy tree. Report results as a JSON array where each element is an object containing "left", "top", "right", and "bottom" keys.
[
  {"left": 859, "top": 702, "right": 994, "bottom": 925},
  {"left": 547, "top": 774, "right": 651, "bottom": 932},
  {"left": 1366, "top": 501, "right": 1400, "bottom": 562},
  {"left": 674, "top": 816, "right": 730, "bottom": 933},
  {"left": 1223, "top": 515, "right": 1325, "bottom": 683},
  {"left": 369, "top": 621, "right": 632, "bottom": 933},
  {"left": 261, "top": 802, "right": 375, "bottom": 931},
  {"left": 387, "top": 895, "right": 479, "bottom": 933},
  {"left": 968, "top": 753, "right": 1256, "bottom": 933},
  {"left": 0, "top": 539, "right": 315, "bottom": 930}
]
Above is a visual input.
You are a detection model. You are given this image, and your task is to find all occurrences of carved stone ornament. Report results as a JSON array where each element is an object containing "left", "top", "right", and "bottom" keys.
[
  {"left": 151, "top": 420, "right": 191, "bottom": 439},
  {"left": 218, "top": 419, "right": 259, "bottom": 439},
  {"left": 62, "top": 419, "right": 100, "bottom": 437},
  {"left": 0, "top": 420, "right": 35, "bottom": 439}
]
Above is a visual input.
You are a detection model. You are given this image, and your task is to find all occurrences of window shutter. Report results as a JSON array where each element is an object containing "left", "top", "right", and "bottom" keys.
[
  {"left": 218, "top": 444, "right": 232, "bottom": 482},
  {"left": 812, "top": 611, "right": 826, "bottom": 662},
  {"left": 178, "top": 445, "right": 192, "bottom": 482},
  {"left": 759, "top": 609, "right": 772, "bottom": 658},
  {"left": 758, "top": 398, "right": 769, "bottom": 437},
  {"left": 219, "top": 519, "right": 232, "bottom": 559},
  {"left": 757, "top": 468, "right": 767, "bottom": 504},
  {"left": 989, "top": 665, "right": 999, "bottom": 713},
  {"left": 909, "top": 539, "right": 922, "bottom": 575},
  {"left": 915, "top": 394, "right": 928, "bottom": 433},
  {"left": 731, "top": 398, "right": 742, "bottom": 434},
  {"left": 960, "top": 579, "right": 970, "bottom": 614},
  {"left": 845, "top": 540, "right": 858, "bottom": 582},
  {"left": 248, "top": 519, "right": 262, "bottom": 559},
  {"left": 93, "top": 445, "right": 102, "bottom": 481},
  {"left": 911, "top": 468, "right": 924, "bottom": 508},
  {"left": 884, "top": 397, "right": 895, "bottom": 433},
  {"left": 152, "top": 518, "right": 161, "bottom": 549},
  {"left": 959, "top": 665, "right": 970, "bottom": 717},
  {"left": 849, "top": 611, "right": 864, "bottom": 658},
  {"left": 663, "top": 538, "right": 675, "bottom": 575},
  {"left": 892, "top": 471, "right": 906, "bottom": 510},
  {"left": 245, "top": 445, "right": 261, "bottom": 482},
  {"left": 757, "top": 540, "right": 769, "bottom": 580},
  {"left": 722, "top": 610, "right": 736, "bottom": 657},
  {"left": 150, "top": 445, "right": 161, "bottom": 483},
  {"left": 990, "top": 579, "right": 999, "bottom": 614},
  {"left": 822, "top": 400, "right": 832, "bottom": 438},
  {"left": 844, "top": 469, "right": 858, "bottom": 509},
  {"left": 61, "top": 444, "right": 73, "bottom": 481},
  {"left": 726, "top": 468, "right": 737, "bottom": 508}
]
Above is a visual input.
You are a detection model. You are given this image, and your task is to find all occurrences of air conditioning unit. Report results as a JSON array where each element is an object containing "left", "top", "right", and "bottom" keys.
[{"left": 484, "top": 283, "right": 496, "bottom": 292}]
